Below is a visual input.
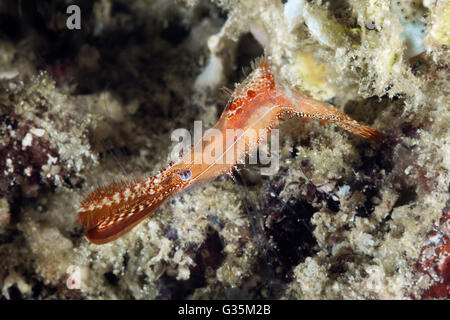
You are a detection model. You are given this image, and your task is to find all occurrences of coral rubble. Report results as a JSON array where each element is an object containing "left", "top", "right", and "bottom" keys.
[{"left": 0, "top": 0, "right": 448, "bottom": 299}]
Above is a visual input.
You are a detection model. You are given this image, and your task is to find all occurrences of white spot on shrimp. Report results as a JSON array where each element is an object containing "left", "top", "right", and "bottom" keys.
[
  {"left": 102, "top": 198, "right": 112, "bottom": 206},
  {"left": 113, "top": 193, "right": 121, "bottom": 203}
]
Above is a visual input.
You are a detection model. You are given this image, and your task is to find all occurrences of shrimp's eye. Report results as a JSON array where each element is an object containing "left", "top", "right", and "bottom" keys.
[{"left": 179, "top": 169, "right": 192, "bottom": 181}]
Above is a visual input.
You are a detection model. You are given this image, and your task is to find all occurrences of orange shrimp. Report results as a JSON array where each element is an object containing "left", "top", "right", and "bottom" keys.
[{"left": 78, "top": 59, "right": 384, "bottom": 244}]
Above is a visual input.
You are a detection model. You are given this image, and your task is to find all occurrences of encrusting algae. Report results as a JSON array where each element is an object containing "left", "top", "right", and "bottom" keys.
[{"left": 0, "top": 0, "right": 448, "bottom": 300}]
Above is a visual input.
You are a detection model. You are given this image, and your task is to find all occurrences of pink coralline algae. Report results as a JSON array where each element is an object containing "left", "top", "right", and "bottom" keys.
[{"left": 413, "top": 210, "right": 450, "bottom": 299}]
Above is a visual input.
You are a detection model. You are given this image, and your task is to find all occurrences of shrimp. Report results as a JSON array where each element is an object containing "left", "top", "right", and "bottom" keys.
[{"left": 78, "top": 59, "right": 384, "bottom": 244}]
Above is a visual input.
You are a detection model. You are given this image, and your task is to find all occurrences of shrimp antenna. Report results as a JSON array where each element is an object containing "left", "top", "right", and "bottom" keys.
[{"left": 221, "top": 87, "right": 233, "bottom": 96}]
